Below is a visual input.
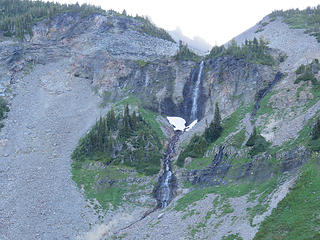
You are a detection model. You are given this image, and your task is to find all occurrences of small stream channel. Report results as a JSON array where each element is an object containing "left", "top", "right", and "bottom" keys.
[
  {"left": 154, "top": 60, "right": 205, "bottom": 208},
  {"left": 154, "top": 132, "right": 181, "bottom": 208}
]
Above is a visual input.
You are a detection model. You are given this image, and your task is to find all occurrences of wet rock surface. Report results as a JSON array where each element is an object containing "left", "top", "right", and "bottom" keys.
[{"left": 154, "top": 132, "right": 181, "bottom": 208}]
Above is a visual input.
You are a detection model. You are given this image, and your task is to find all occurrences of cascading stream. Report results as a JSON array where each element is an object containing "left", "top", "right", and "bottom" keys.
[
  {"left": 154, "top": 132, "right": 181, "bottom": 208},
  {"left": 190, "top": 60, "right": 204, "bottom": 122},
  {"left": 252, "top": 71, "right": 283, "bottom": 118}
]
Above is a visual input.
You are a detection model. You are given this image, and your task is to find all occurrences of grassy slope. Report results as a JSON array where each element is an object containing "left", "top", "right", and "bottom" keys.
[
  {"left": 254, "top": 161, "right": 320, "bottom": 240},
  {"left": 174, "top": 177, "right": 278, "bottom": 212}
]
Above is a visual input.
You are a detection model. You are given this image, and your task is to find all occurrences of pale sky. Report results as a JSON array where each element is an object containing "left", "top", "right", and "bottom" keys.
[{"left": 54, "top": 0, "right": 320, "bottom": 46}]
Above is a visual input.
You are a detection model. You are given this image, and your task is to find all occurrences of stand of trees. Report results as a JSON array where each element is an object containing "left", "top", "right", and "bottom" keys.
[
  {"left": 206, "top": 37, "right": 275, "bottom": 66},
  {"left": 72, "top": 105, "right": 162, "bottom": 175},
  {"left": 0, "top": 0, "right": 175, "bottom": 42},
  {"left": 173, "top": 40, "right": 200, "bottom": 62},
  {"left": 0, "top": 0, "right": 105, "bottom": 39}
]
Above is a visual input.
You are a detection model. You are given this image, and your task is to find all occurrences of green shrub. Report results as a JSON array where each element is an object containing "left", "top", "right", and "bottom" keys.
[
  {"left": 246, "top": 127, "right": 270, "bottom": 156},
  {"left": 249, "top": 135, "right": 269, "bottom": 156},
  {"left": 308, "top": 117, "right": 320, "bottom": 151},
  {"left": 295, "top": 64, "right": 305, "bottom": 74},
  {"left": 0, "top": 97, "right": 9, "bottom": 130},
  {"left": 229, "top": 128, "right": 246, "bottom": 148},
  {"left": 294, "top": 60, "right": 320, "bottom": 85},
  {"left": 0, "top": 97, "right": 9, "bottom": 121},
  {"left": 177, "top": 135, "right": 208, "bottom": 167},
  {"left": 137, "top": 60, "right": 147, "bottom": 67}
]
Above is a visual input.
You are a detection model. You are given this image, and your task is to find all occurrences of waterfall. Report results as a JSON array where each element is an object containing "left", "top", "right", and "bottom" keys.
[
  {"left": 251, "top": 72, "right": 283, "bottom": 118},
  {"left": 190, "top": 60, "right": 204, "bottom": 122},
  {"left": 154, "top": 132, "right": 181, "bottom": 208}
]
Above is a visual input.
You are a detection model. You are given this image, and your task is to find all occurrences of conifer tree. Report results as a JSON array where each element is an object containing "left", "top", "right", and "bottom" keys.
[
  {"left": 120, "top": 104, "right": 131, "bottom": 137},
  {"left": 106, "top": 108, "right": 116, "bottom": 131},
  {"left": 131, "top": 110, "right": 138, "bottom": 131},
  {"left": 246, "top": 126, "right": 257, "bottom": 147},
  {"left": 312, "top": 117, "right": 320, "bottom": 140},
  {"left": 204, "top": 102, "right": 222, "bottom": 143}
]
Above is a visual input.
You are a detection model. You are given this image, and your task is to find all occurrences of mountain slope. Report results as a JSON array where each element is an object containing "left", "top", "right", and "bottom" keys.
[
  {"left": 0, "top": 59, "right": 101, "bottom": 239},
  {"left": 1, "top": 2, "right": 320, "bottom": 240},
  {"left": 0, "top": 5, "right": 179, "bottom": 239}
]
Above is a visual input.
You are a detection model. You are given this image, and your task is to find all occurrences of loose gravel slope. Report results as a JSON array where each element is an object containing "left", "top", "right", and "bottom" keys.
[{"left": 0, "top": 60, "right": 101, "bottom": 240}]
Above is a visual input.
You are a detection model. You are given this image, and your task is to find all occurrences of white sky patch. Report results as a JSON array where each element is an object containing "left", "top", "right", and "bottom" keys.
[
  {"left": 52, "top": 0, "right": 319, "bottom": 46},
  {"left": 167, "top": 117, "right": 197, "bottom": 131}
]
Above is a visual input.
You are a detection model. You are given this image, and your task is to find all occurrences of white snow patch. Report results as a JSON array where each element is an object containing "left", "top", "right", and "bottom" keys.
[
  {"left": 167, "top": 117, "right": 186, "bottom": 131},
  {"left": 167, "top": 117, "right": 197, "bottom": 131},
  {"left": 186, "top": 119, "right": 197, "bottom": 131}
]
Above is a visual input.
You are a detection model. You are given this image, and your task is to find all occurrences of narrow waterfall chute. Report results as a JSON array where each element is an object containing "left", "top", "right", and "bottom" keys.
[
  {"left": 190, "top": 60, "right": 204, "bottom": 122},
  {"left": 154, "top": 132, "right": 181, "bottom": 208}
]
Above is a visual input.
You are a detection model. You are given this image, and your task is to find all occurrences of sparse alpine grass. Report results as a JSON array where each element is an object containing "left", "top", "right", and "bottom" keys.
[{"left": 254, "top": 161, "right": 320, "bottom": 240}]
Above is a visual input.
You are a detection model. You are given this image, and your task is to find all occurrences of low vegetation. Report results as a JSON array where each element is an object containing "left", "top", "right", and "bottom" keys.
[
  {"left": 206, "top": 37, "right": 275, "bottom": 66},
  {"left": 222, "top": 234, "right": 243, "bottom": 240},
  {"left": 294, "top": 59, "right": 320, "bottom": 85},
  {"left": 270, "top": 6, "right": 320, "bottom": 42},
  {"left": 254, "top": 161, "right": 320, "bottom": 240},
  {"left": 308, "top": 117, "right": 320, "bottom": 151},
  {"left": 174, "top": 176, "right": 279, "bottom": 212},
  {"left": 228, "top": 128, "right": 246, "bottom": 148}
]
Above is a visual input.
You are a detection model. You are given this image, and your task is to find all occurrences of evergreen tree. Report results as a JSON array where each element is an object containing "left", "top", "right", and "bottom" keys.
[
  {"left": 245, "top": 126, "right": 269, "bottom": 156},
  {"left": 246, "top": 126, "right": 257, "bottom": 146},
  {"left": 204, "top": 102, "right": 222, "bottom": 143},
  {"left": 312, "top": 117, "right": 320, "bottom": 140},
  {"left": 120, "top": 104, "right": 131, "bottom": 138},
  {"left": 106, "top": 108, "right": 116, "bottom": 131},
  {"left": 131, "top": 110, "right": 138, "bottom": 131}
]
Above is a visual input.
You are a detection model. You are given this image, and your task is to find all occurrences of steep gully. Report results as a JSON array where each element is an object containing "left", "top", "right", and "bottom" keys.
[
  {"left": 252, "top": 71, "right": 283, "bottom": 118},
  {"left": 155, "top": 60, "right": 205, "bottom": 208}
]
